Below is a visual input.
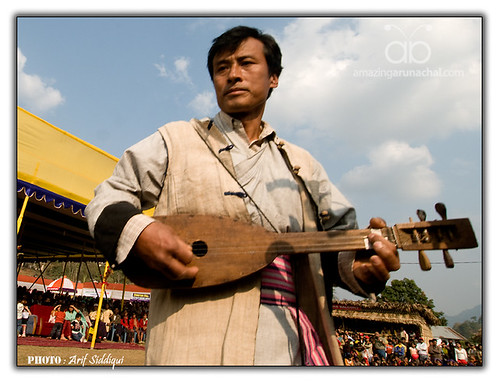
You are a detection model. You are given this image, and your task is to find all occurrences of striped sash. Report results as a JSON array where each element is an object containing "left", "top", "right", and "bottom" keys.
[{"left": 260, "top": 255, "right": 329, "bottom": 366}]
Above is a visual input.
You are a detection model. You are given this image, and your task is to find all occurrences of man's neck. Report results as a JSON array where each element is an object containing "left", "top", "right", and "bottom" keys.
[{"left": 228, "top": 111, "right": 264, "bottom": 142}]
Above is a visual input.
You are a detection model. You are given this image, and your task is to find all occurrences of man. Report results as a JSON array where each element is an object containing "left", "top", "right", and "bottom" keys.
[
  {"left": 428, "top": 339, "right": 443, "bottom": 364},
  {"left": 373, "top": 332, "right": 387, "bottom": 361},
  {"left": 85, "top": 25, "right": 399, "bottom": 366},
  {"left": 393, "top": 338, "right": 407, "bottom": 360},
  {"left": 416, "top": 337, "right": 429, "bottom": 362},
  {"left": 101, "top": 303, "right": 114, "bottom": 337}
]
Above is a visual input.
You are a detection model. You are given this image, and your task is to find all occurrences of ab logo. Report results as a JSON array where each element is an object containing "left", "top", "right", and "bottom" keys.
[{"left": 384, "top": 24, "right": 432, "bottom": 64}]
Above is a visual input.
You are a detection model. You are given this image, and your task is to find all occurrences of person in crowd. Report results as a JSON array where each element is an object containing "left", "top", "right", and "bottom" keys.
[
  {"left": 101, "top": 303, "right": 114, "bottom": 338},
  {"left": 385, "top": 337, "right": 394, "bottom": 359},
  {"left": 120, "top": 311, "right": 130, "bottom": 342},
  {"left": 393, "top": 338, "right": 407, "bottom": 360},
  {"left": 61, "top": 304, "right": 80, "bottom": 340},
  {"left": 109, "top": 307, "right": 122, "bottom": 341},
  {"left": 409, "top": 342, "right": 419, "bottom": 363},
  {"left": 17, "top": 298, "right": 24, "bottom": 336},
  {"left": 373, "top": 332, "right": 387, "bottom": 361},
  {"left": 342, "top": 338, "right": 353, "bottom": 361},
  {"left": 416, "top": 337, "right": 429, "bottom": 362},
  {"left": 128, "top": 312, "right": 140, "bottom": 344},
  {"left": 363, "top": 335, "right": 373, "bottom": 364},
  {"left": 429, "top": 339, "right": 443, "bottom": 364},
  {"left": 89, "top": 303, "right": 107, "bottom": 341},
  {"left": 48, "top": 304, "right": 66, "bottom": 340},
  {"left": 467, "top": 343, "right": 478, "bottom": 361},
  {"left": 441, "top": 340, "right": 450, "bottom": 364},
  {"left": 455, "top": 342, "right": 468, "bottom": 365},
  {"left": 138, "top": 312, "right": 148, "bottom": 344},
  {"left": 19, "top": 300, "right": 31, "bottom": 337},
  {"left": 399, "top": 328, "right": 409, "bottom": 343},
  {"left": 71, "top": 313, "right": 87, "bottom": 343}
]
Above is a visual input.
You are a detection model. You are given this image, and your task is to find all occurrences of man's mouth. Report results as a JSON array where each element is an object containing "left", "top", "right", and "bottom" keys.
[{"left": 225, "top": 87, "right": 247, "bottom": 95}]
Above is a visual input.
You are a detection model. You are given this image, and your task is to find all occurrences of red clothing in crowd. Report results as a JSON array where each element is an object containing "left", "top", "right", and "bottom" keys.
[
  {"left": 54, "top": 311, "right": 65, "bottom": 323},
  {"left": 139, "top": 318, "right": 148, "bottom": 330},
  {"left": 120, "top": 317, "right": 130, "bottom": 329}
]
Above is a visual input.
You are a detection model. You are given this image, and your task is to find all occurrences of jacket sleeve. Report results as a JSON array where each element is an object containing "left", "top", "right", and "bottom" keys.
[
  {"left": 304, "top": 152, "right": 376, "bottom": 299},
  {"left": 84, "top": 131, "right": 167, "bottom": 269}
]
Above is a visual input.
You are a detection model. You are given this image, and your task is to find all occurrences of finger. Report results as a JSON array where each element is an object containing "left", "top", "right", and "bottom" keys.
[
  {"left": 353, "top": 257, "right": 390, "bottom": 286},
  {"left": 367, "top": 234, "right": 400, "bottom": 272},
  {"left": 156, "top": 224, "right": 195, "bottom": 265},
  {"left": 369, "top": 217, "right": 387, "bottom": 229},
  {"left": 154, "top": 254, "right": 199, "bottom": 281},
  {"left": 365, "top": 255, "right": 391, "bottom": 282},
  {"left": 168, "top": 237, "right": 195, "bottom": 265}
]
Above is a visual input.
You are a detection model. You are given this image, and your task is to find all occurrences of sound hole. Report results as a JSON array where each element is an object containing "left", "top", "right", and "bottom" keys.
[{"left": 192, "top": 240, "right": 208, "bottom": 257}]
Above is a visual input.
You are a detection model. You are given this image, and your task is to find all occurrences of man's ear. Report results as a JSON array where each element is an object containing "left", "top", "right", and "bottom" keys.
[{"left": 270, "top": 74, "right": 279, "bottom": 89}]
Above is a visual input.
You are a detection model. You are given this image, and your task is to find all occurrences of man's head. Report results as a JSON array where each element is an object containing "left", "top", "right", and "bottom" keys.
[
  {"left": 207, "top": 26, "right": 282, "bottom": 118},
  {"left": 207, "top": 26, "right": 283, "bottom": 83}
]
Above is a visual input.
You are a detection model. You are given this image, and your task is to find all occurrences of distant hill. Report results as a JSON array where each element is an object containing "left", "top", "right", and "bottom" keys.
[{"left": 446, "top": 304, "right": 482, "bottom": 327}]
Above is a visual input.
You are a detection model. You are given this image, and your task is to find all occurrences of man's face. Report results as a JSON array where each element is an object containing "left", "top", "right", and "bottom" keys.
[{"left": 212, "top": 37, "right": 278, "bottom": 118}]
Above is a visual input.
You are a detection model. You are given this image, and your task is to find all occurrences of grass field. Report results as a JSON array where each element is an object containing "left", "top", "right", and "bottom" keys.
[{"left": 17, "top": 344, "right": 145, "bottom": 368}]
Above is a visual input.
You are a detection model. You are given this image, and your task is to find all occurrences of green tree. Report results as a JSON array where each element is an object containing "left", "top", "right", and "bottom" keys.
[
  {"left": 377, "top": 278, "right": 447, "bottom": 325},
  {"left": 454, "top": 316, "right": 482, "bottom": 342}
]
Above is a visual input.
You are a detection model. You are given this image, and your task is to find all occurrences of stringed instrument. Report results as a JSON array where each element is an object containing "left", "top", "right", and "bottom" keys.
[{"left": 124, "top": 209, "right": 478, "bottom": 289}]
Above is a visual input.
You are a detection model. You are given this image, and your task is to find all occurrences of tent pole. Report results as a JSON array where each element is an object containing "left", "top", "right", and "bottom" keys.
[
  {"left": 90, "top": 262, "right": 110, "bottom": 350},
  {"left": 74, "top": 255, "right": 83, "bottom": 299},
  {"left": 17, "top": 163, "right": 40, "bottom": 234},
  {"left": 16, "top": 195, "right": 30, "bottom": 234},
  {"left": 94, "top": 254, "right": 109, "bottom": 300},
  {"left": 27, "top": 260, "right": 53, "bottom": 291},
  {"left": 35, "top": 254, "right": 47, "bottom": 293},
  {"left": 59, "top": 258, "right": 68, "bottom": 295},
  {"left": 84, "top": 261, "right": 100, "bottom": 299},
  {"left": 121, "top": 274, "right": 127, "bottom": 311}
]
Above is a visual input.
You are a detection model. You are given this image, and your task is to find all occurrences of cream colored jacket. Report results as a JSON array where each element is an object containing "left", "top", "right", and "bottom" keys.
[{"left": 144, "top": 118, "right": 361, "bottom": 366}]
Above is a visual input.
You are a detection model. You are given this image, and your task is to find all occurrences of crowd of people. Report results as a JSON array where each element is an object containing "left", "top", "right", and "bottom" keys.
[
  {"left": 17, "top": 286, "right": 482, "bottom": 365},
  {"left": 336, "top": 328, "right": 482, "bottom": 366},
  {"left": 16, "top": 286, "right": 148, "bottom": 345}
]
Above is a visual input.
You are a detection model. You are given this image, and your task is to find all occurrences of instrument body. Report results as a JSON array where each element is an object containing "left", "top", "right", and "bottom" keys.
[{"left": 124, "top": 214, "right": 478, "bottom": 289}]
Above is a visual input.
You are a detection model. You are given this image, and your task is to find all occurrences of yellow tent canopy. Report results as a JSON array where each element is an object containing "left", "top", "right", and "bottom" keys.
[
  {"left": 17, "top": 107, "right": 119, "bottom": 261},
  {"left": 17, "top": 106, "right": 119, "bottom": 208}
]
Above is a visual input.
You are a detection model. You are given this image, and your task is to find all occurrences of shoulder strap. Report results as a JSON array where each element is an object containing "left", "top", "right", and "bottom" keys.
[{"left": 189, "top": 119, "right": 279, "bottom": 233}]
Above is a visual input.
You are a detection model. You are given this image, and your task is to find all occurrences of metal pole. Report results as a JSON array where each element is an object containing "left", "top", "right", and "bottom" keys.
[
  {"left": 121, "top": 274, "right": 127, "bottom": 311},
  {"left": 59, "top": 258, "right": 68, "bottom": 295},
  {"left": 35, "top": 254, "right": 47, "bottom": 293},
  {"left": 90, "top": 262, "right": 110, "bottom": 349},
  {"left": 84, "top": 261, "right": 100, "bottom": 299},
  {"left": 94, "top": 254, "right": 108, "bottom": 300},
  {"left": 17, "top": 195, "right": 30, "bottom": 234},
  {"left": 74, "top": 255, "right": 83, "bottom": 299}
]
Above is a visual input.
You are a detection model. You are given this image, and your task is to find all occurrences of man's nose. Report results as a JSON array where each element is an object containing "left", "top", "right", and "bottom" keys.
[{"left": 228, "top": 63, "right": 242, "bottom": 80}]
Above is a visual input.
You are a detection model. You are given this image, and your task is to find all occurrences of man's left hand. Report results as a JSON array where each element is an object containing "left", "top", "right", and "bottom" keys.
[{"left": 353, "top": 217, "right": 400, "bottom": 289}]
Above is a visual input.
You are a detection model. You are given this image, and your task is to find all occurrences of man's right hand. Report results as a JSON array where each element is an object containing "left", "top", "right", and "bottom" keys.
[{"left": 132, "top": 221, "right": 199, "bottom": 281}]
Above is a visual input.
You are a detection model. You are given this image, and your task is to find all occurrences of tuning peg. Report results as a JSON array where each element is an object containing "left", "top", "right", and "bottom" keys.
[
  {"left": 410, "top": 216, "right": 431, "bottom": 271},
  {"left": 434, "top": 202, "right": 455, "bottom": 268},
  {"left": 417, "top": 209, "right": 426, "bottom": 222},
  {"left": 435, "top": 202, "right": 447, "bottom": 219}
]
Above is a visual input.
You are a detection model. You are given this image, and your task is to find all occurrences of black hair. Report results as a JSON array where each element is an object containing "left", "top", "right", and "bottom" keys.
[{"left": 207, "top": 25, "right": 283, "bottom": 82}]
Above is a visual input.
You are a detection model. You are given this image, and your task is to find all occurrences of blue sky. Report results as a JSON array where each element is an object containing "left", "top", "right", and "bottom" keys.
[{"left": 16, "top": 15, "right": 483, "bottom": 318}]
